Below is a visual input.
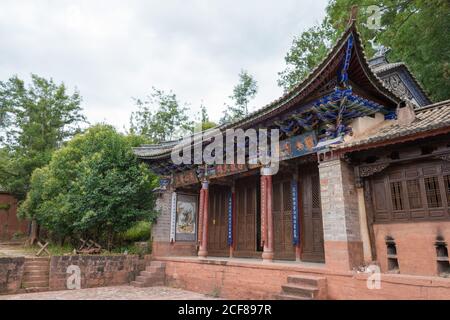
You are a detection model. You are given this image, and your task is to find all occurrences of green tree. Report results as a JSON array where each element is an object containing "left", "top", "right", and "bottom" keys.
[
  {"left": 220, "top": 70, "right": 258, "bottom": 124},
  {"left": 0, "top": 74, "right": 85, "bottom": 197},
  {"left": 194, "top": 103, "right": 217, "bottom": 132},
  {"left": 278, "top": 18, "right": 337, "bottom": 91},
  {"left": 279, "top": 0, "right": 450, "bottom": 102},
  {"left": 19, "top": 125, "right": 158, "bottom": 248},
  {"left": 129, "top": 88, "right": 194, "bottom": 143}
]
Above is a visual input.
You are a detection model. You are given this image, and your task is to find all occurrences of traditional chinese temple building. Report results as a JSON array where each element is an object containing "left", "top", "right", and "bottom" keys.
[{"left": 134, "top": 21, "right": 450, "bottom": 299}]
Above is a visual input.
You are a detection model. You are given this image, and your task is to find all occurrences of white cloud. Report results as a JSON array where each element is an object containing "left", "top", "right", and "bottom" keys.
[{"left": 0, "top": 0, "right": 328, "bottom": 130}]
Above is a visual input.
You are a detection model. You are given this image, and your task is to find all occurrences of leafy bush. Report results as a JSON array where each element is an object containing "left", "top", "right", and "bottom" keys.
[
  {"left": 121, "top": 221, "right": 151, "bottom": 242},
  {"left": 18, "top": 125, "right": 158, "bottom": 248}
]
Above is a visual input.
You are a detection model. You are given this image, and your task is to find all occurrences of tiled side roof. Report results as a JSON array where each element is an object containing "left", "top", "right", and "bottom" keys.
[{"left": 334, "top": 100, "right": 450, "bottom": 151}]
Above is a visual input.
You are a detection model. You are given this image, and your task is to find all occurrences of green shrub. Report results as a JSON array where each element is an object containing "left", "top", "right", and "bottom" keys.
[{"left": 121, "top": 221, "right": 151, "bottom": 242}]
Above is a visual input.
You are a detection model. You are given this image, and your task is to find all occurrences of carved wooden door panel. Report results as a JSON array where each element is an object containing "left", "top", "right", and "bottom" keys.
[
  {"left": 273, "top": 177, "right": 296, "bottom": 260},
  {"left": 300, "top": 167, "right": 325, "bottom": 262},
  {"left": 234, "top": 176, "right": 258, "bottom": 257},
  {"left": 207, "top": 185, "right": 229, "bottom": 256}
]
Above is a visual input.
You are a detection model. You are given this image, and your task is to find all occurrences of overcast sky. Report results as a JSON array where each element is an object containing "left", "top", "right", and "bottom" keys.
[{"left": 0, "top": 0, "right": 328, "bottom": 131}]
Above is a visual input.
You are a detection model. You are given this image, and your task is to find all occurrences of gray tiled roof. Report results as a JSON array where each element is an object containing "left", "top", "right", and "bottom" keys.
[{"left": 334, "top": 99, "right": 450, "bottom": 150}]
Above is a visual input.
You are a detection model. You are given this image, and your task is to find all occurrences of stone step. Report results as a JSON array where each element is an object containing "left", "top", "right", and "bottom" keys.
[
  {"left": 24, "top": 268, "right": 50, "bottom": 274},
  {"left": 25, "top": 257, "right": 50, "bottom": 262},
  {"left": 24, "top": 270, "right": 49, "bottom": 276},
  {"left": 145, "top": 265, "right": 164, "bottom": 273},
  {"left": 23, "top": 274, "right": 49, "bottom": 282},
  {"left": 275, "top": 294, "right": 311, "bottom": 300},
  {"left": 140, "top": 270, "right": 164, "bottom": 277},
  {"left": 281, "top": 284, "right": 318, "bottom": 299},
  {"left": 24, "top": 287, "right": 50, "bottom": 293},
  {"left": 131, "top": 278, "right": 165, "bottom": 287},
  {"left": 24, "top": 260, "right": 50, "bottom": 267},
  {"left": 22, "top": 280, "right": 49, "bottom": 288},
  {"left": 130, "top": 281, "right": 147, "bottom": 288},
  {"left": 287, "top": 275, "right": 326, "bottom": 287},
  {"left": 150, "top": 261, "right": 166, "bottom": 268}
]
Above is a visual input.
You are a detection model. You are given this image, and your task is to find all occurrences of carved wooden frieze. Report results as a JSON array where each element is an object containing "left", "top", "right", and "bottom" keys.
[
  {"left": 381, "top": 73, "right": 414, "bottom": 101},
  {"left": 359, "top": 163, "right": 390, "bottom": 177}
]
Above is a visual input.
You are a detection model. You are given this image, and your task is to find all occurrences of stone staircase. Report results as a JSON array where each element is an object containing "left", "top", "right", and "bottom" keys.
[
  {"left": 131, "top": 261, "right": 166, "bottom": 288},
  {"left": 22, "top": 257, "right": 50, "bottom": 293},
  {"left": 276, "top": 275, "right": 327, "bottom": 300}
]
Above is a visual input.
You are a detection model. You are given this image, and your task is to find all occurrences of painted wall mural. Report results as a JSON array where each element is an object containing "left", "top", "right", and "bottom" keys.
[{"left": 175, "top": 193, "right": 197, "bottom": 241}]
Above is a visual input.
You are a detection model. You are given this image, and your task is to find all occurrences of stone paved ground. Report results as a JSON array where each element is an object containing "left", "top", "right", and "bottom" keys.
[
  {"left": 0, "top": 286, "right": 218, "bottom": 300},
  {"left": 0, "top": 242, "right": 33, "bottom": 257}
]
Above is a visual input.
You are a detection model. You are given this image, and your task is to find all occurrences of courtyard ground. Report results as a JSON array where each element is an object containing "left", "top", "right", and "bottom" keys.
[
  {"left": 0, "top": 285, "right": 217, "bottom": 300},
  {"left": 0, "top": 241, "right": 33, "bottom": 257}
]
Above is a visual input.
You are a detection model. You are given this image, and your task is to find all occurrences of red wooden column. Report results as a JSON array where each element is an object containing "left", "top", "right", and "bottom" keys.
[
  {"left": 197, "top": 184, "right": 205, "bottom": 247},
  {"left": 261, "top": 167, "right": 274, "bottom": 262},
  {"left": 198, "top": 179, "right": 209, "bottom": 258}
]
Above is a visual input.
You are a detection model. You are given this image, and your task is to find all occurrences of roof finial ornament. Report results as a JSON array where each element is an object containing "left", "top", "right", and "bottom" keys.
[{"left": 348, "top": 5, "right": 359, "bottom": 26}]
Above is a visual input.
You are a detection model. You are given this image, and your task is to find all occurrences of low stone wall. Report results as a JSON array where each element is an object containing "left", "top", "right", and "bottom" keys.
[
  {"left": 159, "top": 257, "right": 450, "bottom": 300},
  {"left": 0, "top": 257, "right": 25, "bottom": 294},
  {"left": 49, "top": 255, "right": 147, "bottom": 290}
]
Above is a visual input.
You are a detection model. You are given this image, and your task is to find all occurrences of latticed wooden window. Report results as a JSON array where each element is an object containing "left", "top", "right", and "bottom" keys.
[
  {"left": 407, "top": 179, "right": 422, "bottom": 209},
  {"left": 312, "top": 175, "right": 321, "bottom": 209},
  {"left": 445, "top": 175, "right": 450, "bottom": 205},
  {"left": 390, "top": 182, "right": 404, "bottom": 211},
  {"left": 283, "top": 181, "right": 292, "bottom": 211},
  {"left": 424, "top": 176, "right": 442, "bottom": 208}
]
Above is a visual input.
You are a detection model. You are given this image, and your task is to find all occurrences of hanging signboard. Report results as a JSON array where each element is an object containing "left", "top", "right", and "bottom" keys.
[
  {"left": 173, "top": 169, "right": 199, "bottom": 188},
  {"left": 279, "top": 131, "right": 318, "bottom": 161},
  {"left": 169, "top": 192, "right": 177, "bottom": 242},
  {"left": 227, "top": 191, "right": 233, "bottom": 246},
  {"left": 291, "top": 180, "right": 300, "bottom": 246}
]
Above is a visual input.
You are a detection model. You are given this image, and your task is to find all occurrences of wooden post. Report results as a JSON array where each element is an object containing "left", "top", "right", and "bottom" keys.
[
  {"left": 198, "top": 179, "right": 209, "bottom": 258},
  {"left": 229, "top": 183, "right": 235, "bottom": 258}
]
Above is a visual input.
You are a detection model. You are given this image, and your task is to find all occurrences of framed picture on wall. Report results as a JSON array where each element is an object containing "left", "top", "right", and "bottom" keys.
[{"left": 175, "top": 193, "right": 197, "bottom": 241}]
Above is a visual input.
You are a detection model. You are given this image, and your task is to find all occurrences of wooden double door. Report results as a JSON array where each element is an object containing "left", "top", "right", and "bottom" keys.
[
  {"left": 234, "top": 176, "right": 261, "bottom": 257},
  {"left": 273, "top": 175, "right": 296, "bottom": 260},
  {"left": 207, "top": 185, "right": 230, "bottom": 257},
  {"left": 300, "top": 166, "right": 325, "bottom": 262}
]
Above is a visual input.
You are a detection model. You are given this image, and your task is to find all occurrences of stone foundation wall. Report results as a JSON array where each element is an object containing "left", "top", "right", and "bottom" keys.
[
  {"left": 0, "top": 257, "right": 25, "bottom": 294},
  {"left": 374, "top": 221, "right": 450, "bottom": 276},
  {"left": 49, "top": 255, "right": 146, "bottom": 290},
  {"left": 160, "top": 257, "right": 450, "bottom": 300}
]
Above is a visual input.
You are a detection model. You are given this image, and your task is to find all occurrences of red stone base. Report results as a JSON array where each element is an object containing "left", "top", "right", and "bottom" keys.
[
  {"left": 324, "top": 241, "right": 364, "bottom": 271},
  {"left": 156, "top": 256, "right": 450, "bottom": 300},
  {"left": 152, "top": 241, "right": 197, "bottom": 257}
]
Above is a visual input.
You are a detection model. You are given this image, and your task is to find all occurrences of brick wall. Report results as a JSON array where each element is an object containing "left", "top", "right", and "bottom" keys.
[
  {"left": 48, "top": 255, "right": 146, "bottom": 290},
  {"left": 0, "top": 193, "right": 29, "bottom": 240},
  {"left": 318, "top": 159, "right": 364, "bottom": 270},
  {"left": 0, "top": 257, "right": 25, "bottom": 294},
  {"left": 374, "top": 221, "right": 450, "bottom": 276},
  {"left": 160, "top": 257, "right": 450, "bottom": 300}
]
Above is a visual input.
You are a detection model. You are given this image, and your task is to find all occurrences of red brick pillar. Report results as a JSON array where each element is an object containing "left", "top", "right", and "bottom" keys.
[
  {"left": 261, "top": 167, "right": 274, "bottom": 262},
  {"left": 198, "top": 179, "right": 209, "bottom": 258}
]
